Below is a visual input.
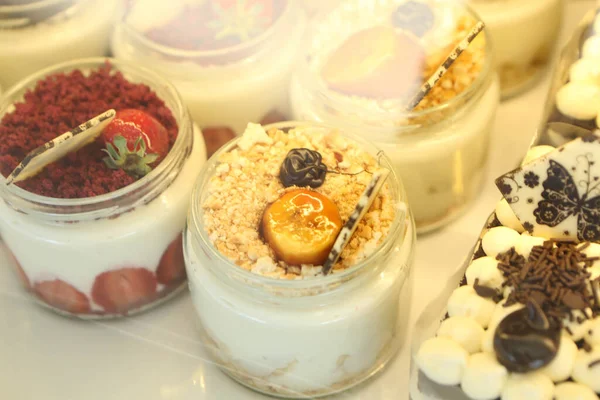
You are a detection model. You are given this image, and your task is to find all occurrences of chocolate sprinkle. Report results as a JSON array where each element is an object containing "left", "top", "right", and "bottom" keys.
[
  {"left": 489, "top": 241, "right": 600, "bottom": 372},
  {"left": 497, "top": 242, "right": 598, "bottom": 327},
  {"left": 589, "top": 359, "right": 600, "bottom": 369}
]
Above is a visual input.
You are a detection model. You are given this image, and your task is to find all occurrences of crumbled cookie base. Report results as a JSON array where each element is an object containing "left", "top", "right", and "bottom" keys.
[{"left": 202, "top": 125, "right": 396, "bottom": 279}]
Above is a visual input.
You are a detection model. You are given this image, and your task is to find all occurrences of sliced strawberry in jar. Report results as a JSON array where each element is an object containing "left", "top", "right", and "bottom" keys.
[
  {"left": 202, "top": 126, "right": 236, "bottom": 158},
  {"left": 156, "top": 234, "right": 186, "bottom": 285},
  {"left": 92, "top": 268, "right": 157, "bottom": 314},
  {"left": 34, "top": 279, "right": 91, "bottom": 314}
]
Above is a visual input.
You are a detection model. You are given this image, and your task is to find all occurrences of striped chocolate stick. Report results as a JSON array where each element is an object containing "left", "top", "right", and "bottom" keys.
[
  {"left": 322, "top": 168, "right": 390, "bottom": 275},
  {"left": 5, "top": 109, "right": 116, "bottom": 185},
  {"left": 406, "top": 21, "right": 486, "bottom": 110}
]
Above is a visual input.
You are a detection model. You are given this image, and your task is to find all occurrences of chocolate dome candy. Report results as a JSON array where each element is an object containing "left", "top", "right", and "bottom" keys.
[
  {"left": 279, "top": 148, "right": 327, "bottom": 188},
  {"left": 493, "top": 301, "right": 560, "bottom": 373}
]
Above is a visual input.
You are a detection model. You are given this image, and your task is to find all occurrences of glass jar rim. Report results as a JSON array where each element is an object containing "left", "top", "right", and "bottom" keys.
[
  {"left": 187, "top": 120, "right": 412, "bottom": 292},
  {"left": 0, "top": 57, "right": 190, "bottom": 217},
  {"left": 294, "top": 1, "right": 495, "bottom": 126},
  {"left": 117, "top": 0, "right": 295, "bottom": 60}
]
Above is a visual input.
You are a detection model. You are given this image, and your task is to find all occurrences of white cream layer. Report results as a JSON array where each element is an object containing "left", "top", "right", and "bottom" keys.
[{"left": 185, "top": 222, "right": 414, "bottom": 395}]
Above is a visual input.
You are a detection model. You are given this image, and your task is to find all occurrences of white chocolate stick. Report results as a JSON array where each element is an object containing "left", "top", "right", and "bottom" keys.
[
  {"left": 322, "top": 168, "right": 390, "bottom": 275},
  {"left": 406, "top": 21, "right": 485, "bottom": 110},
  {"left": 5, "top": 110, "right": 116, "bottom": 185}
]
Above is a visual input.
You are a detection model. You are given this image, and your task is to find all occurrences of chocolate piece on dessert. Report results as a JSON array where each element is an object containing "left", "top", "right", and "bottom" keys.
[
  {"left": 392, "top": 0, "right": 434, "bottom": 37},
  {"left": 496, "top": 134, "right": 600, "bottom": 242},
  {"left": 493, "top": 305, "right": 560, "bottom": 373},
  {"left": 322, "top": 169, "right": 389, "bottom": 275},
  {"left": 5, "top": 110, "right": 116, "bottom": 185},
  {"left": 279, "top": 148, "right": 327, "bottom": 189},
  {"left": 406, "top": 21, "right": 485, "bottom": 110},
  {"left": 473, "top": 278, "right": 501, "bottom": 301},
  {"left": 526, "top": 299, "right": 551, "bottom": 330}
]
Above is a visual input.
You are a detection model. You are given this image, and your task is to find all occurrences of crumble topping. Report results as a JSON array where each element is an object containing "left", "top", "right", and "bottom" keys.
[{"left": 202, "top": 123, "right": 396, "bottom": 279}]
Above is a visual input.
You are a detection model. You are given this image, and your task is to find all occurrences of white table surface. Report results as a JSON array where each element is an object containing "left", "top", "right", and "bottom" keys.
[{"left": 0, "top": 2, "right": 595, "bottom": 399}]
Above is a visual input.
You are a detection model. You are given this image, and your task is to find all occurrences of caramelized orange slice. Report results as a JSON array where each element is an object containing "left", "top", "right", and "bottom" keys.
[
  {"left": 321, "top": 26, "right": 425, "bottom": 99},
  {"left": 262, "top": 189, "right": 342, "bottom": 266}
]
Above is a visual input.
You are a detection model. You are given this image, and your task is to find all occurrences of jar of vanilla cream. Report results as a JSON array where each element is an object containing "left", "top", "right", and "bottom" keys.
[{"left": 184, "top": 121, "right": 415, "bottom": 397}]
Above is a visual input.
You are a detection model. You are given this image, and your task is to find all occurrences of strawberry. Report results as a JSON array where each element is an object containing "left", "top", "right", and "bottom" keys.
[
  {"left": 91, "top": 267, "right": 157, "bottom": 314},
  {"left": 202, "top": 126, "right": 236, "bottom": 158},
  {"left": 34, "top": 279, "right": 91, "bottom": 314},
  {"left": 156, "top": 234, "right": 186, "bottom": 285},
  {"left": 101, "top": 109, "right": 169, "bottom": 178}
]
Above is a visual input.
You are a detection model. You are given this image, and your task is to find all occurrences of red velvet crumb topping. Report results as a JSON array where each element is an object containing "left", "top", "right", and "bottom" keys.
[{"left": 0, "top": 64, "right": 179, "bottom": 199}]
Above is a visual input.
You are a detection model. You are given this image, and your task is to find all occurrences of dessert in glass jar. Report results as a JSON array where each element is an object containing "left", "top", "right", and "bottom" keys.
[
  {"left": 468, "top": 0, "right": 563, "bottom": 99},
  {"left": 536, "top": 7, "right": 600, "bottom": 148},
  {"left": 290, "top": 0, "right": 499, "bottom": 233},
  {"left": 0, "top": 0, "right": 120, "bottom": 91},
  {"left": 0, "top": 58, "right": 207, "bottom": 318},
  {"left": 184, "top": 121, "right": 415, "bottom": 397},
  {"left": 111, "top": 0, "right": 306, "bottom": 157},
  {"left": 411, "top": 141, "right": 600, "bottom": 400}
]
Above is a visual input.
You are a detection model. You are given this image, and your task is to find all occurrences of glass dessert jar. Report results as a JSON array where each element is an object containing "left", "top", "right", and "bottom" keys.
[
  {"left": 290, "top": 0, "right": 499, "bottom": 233},
  {"left": 468, "top": 0, "right": 563, "bottom": 99},
  {"left": 184, "top": 121, "right": 415, "bottom": 397},
  {"left": 111, "top": 0, "right": 306, "bottom": 139},
  {"left": 0, "top": 0, "right": 120, "bottom": 91},
  {"left": 0, "top": 58, "right": 207, "bottom": 318}
]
